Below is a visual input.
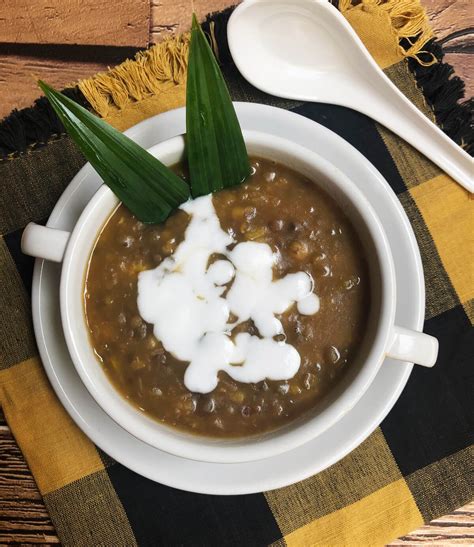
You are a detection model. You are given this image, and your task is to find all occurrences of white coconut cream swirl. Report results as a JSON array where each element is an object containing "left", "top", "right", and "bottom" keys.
[{"left": 137, "top": 194, "right": 320, "bottom": 393}]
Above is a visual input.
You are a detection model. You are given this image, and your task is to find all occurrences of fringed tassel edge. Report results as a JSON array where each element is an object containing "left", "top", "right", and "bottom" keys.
[
  {"left": 0, "top": 34, "right": 190, "bottom": 159},
  {"left": 79, "top": 33, "right": 190, "bottom": 118},
  {"left": 0, "top": 88, "right": 89, "bottom": 159},
  {"left": 339, "top": 0, "right": 436, "bottom": 65},
  {"left": 407, "top": 40, "right": 473, "bottom": 155}
]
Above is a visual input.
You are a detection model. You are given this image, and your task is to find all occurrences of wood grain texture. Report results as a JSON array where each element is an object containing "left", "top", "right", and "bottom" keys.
[
  {"left": 0, "top": 0, "right": 472, "bottom": 544},
  {"left": 150, "top": 0, "right": 238, "bottom": 42},
  {"left": 0, "top": 0, "right": 471, "bottom": 119},
  {"left": 422, "top": 0, "right": 474, "bottom": 41},
  {"left": 0, "top": 45, "right": 139, "bottom": 118},
  {"left": 389, "top": 505, "right": 474, "bottom": 545},
  {"left": 444, "top": 52, "right": 474, "bottom": 99},
  {"left": 0, "top": 412, "right": 59, "bottom": 544},
  {"left": 0, "top": 0, "right": 150, "bottom": 47}
]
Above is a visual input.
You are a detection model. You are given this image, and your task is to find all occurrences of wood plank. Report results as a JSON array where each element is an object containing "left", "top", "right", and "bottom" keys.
[
  {"left": 0, "top": 412, "right": 59, "bottom": 545},
  {"left": 0, "top": 0, "right": 150, "bottom": 47},
  {"left": 442, "top": 32, "right": 474, "bottom": 54},
  {"left": 444, "top": 52, "right": 474, "bottom": 99},
  {"left": 388, "top": 503, "right": 474, "bottom": 545},
  {"left": 150, "top": 0, "right": 239, "bottom": 42},
  {"left": 421, "top": 0, "right": 474, "bottom": 42},
  {"left": 0, "top": 45, "right": 138, "bottom": 119}
]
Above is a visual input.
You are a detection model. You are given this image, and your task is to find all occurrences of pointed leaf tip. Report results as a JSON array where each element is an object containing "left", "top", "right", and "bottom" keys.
[
  {"left": 186, "top": 15, "right": 250, "bottom": 197},
  {"left": 39, "top": 81, "right": 190, "bottom": 223}
]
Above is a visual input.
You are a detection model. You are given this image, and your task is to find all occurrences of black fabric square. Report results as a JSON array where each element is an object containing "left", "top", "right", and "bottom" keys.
[
  {"left": 4, "top": 226, "right": 37, "bottom": 295},
  {"left": 381, "top": 305, "right": 473, "bottom": 476},
  {"left": 292, "top": 103, "right": 407, "bottom": 195},
  {"left": 107, "top": 464, "right": 282, "bottom": 546}
]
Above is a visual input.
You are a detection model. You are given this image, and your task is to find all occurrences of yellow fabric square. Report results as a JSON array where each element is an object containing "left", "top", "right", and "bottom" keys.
[
  {"left": 79, "top": 34, "right": 189, "bottom": 125},
  {"left": 266, "top": 429, "right": 402, "bottom": 532},
  {"left": 410, "top": 175, "right": 474, "bottom": 305},
  {"left": 0, "top": 358, "right": 104, "bottom": 494},
  {"left": 339, "top": 0, "right": 434, "bottom": 70},
  {"left": 283, "top": 479, "right": 423, "bottom": 547},
  {"left": 343, "top": 8, "right": 402, "bottom": 69},
  {"left": 104, "top": 84, "right": 186, "bottom": 131}
]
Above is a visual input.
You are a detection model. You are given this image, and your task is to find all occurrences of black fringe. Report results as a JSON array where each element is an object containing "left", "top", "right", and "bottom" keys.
[
  {"left": 1, "top": 9, "right": 472, "bottom": 159},
  {"left": 406, "top": 39, "right": 473, "bottom": 156},
  {"left": 0, "top": 87, "right": 90, "bottom": 159}
]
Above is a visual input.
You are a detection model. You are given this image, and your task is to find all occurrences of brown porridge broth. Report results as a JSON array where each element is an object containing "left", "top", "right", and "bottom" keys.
[{"left": 84, "top": 157, "right": 370, "bottom": 438}]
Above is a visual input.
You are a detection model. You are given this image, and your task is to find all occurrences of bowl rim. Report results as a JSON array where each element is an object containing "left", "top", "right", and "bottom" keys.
[{"left": 60, "top": 129, "right": 396, "bottom": 463}]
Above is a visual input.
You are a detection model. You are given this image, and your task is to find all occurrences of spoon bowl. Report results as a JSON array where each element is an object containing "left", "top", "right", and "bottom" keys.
[{"left": 228, "top": 0, "right": 473, "bottom": 192}]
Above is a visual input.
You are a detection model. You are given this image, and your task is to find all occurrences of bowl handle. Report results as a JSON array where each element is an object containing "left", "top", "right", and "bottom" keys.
[
  {"left": 388, "top": 325, "right": 438, "bottom": 368},
  {"left": 21, "top": 222, "right": 70, "bottom": 263}
]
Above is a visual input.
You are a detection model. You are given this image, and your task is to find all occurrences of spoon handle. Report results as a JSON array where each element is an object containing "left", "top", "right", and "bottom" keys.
[
  {"left": 227, "top": 0, "right": 472, "bottom": 191},
  {"left": 322, "top": 1, "right": 474, "bottom": 193},
  {"left": 354, "top": 75, "right": 473, "bottom": 193}
]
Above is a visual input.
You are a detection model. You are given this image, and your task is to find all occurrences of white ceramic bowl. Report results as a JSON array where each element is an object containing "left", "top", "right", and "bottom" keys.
[{"left": 22, "top": 130, "right": 438, "bottom": 463}]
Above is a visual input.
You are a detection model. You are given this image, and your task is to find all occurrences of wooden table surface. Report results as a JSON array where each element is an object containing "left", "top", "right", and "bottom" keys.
[{"left": 0, "top": 1, "right": 472, "bottom": 544}]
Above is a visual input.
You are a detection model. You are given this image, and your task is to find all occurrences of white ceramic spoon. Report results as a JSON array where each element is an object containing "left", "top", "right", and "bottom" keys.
[{"left": 227, "top": 0, "right": 473, "bottom": 192}]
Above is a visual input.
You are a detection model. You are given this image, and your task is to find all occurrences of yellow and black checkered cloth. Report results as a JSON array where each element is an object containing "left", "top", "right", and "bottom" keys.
[{"left": 0, "top": 2, "right": 472, "bottom": 545}]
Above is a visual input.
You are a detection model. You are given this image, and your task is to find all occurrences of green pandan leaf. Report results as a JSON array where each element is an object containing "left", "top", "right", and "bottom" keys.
[
  {"left": 38, "top": 80, "right": 190, "bottom": 223},
  {"left": 186, "top": 14, "right": 250, "bottom": 197}
]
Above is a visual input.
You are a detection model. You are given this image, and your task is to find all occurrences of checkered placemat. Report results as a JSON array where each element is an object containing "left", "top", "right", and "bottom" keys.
[{"left": 0, "top": 2, "right": 472, "bottom": 545}]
